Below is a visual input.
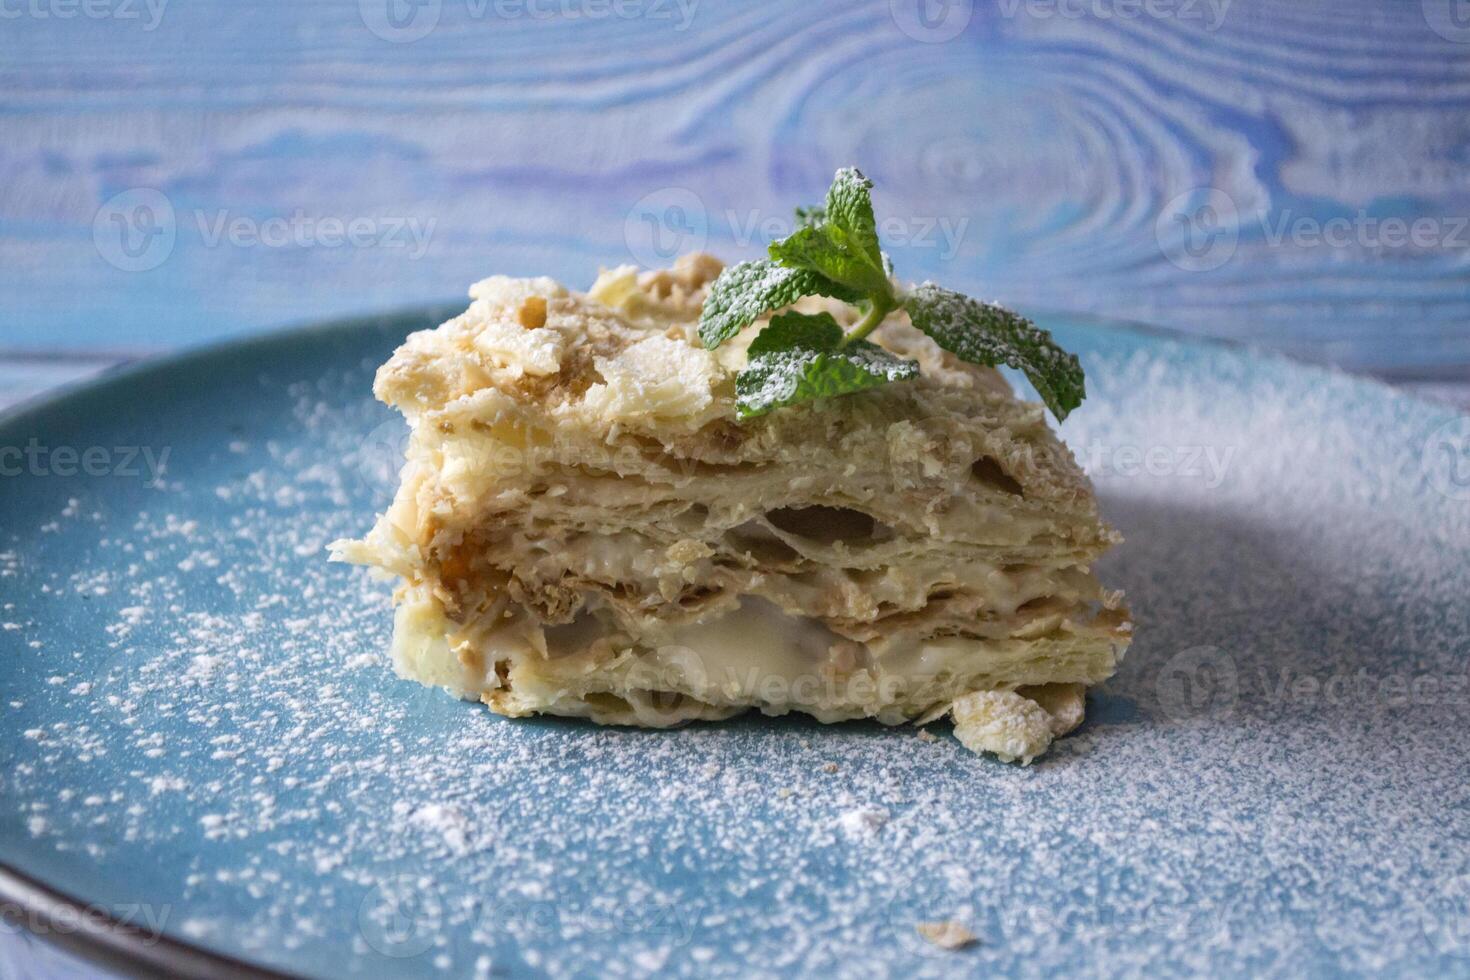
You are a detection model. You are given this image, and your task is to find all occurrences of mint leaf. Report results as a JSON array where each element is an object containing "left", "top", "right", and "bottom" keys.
[
  {"left": 904, "top": 283, "right": 1085, "bottom": 420},
  {"left": 736, "top": 311, "right": 918, "bottom": 419},
  {"left": 747, "top": 309, "right": 844, "bottom": 356},
  {"left": 690, "top": 167, "right": 1088, "bottom": 422},
  {"left": 767, "top": 168, "right": 891, "bottom": 299},
  {"left": 823, "top": 167, "right": 881, "bottom": 267},
  {"left": 768, "top": 225, "right": 893, "bottom": 300},
  {"left": 699, "top": 259, "right": 858, "bottom": 350}
]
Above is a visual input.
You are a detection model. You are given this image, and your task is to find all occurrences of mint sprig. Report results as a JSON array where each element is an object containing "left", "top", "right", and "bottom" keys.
[
  {"left": 698, "top": 167, "right": 1086, "bottom": 421},
  {"left": 905, "top": 283, "right": 1085, "bottom": 420},
  {"left": 736, "top": 311, "right": 918, "bottom": 419},
  {"left": 768, "top": 168, "right": 891, "bottom": 300}
]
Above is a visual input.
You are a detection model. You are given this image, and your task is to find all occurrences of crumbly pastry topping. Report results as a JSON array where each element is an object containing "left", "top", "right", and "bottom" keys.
[{"left": 333, "top": 254, "right": 1130, "bottom": 761}]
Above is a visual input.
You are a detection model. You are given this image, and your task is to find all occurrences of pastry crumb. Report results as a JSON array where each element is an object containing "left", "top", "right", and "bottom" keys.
[{"left": 915, "top": 920, "right": 978, "bottom": 951}]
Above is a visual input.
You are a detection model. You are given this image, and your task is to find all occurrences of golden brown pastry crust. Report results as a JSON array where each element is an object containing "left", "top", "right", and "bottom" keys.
[{"left": 333, "top": 254, "right": 1131, "bottom": 760}]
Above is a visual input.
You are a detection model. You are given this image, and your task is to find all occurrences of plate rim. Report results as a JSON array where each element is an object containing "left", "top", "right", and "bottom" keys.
[{"left": 0, "top": 865, "right": 298, "bottom": 980}]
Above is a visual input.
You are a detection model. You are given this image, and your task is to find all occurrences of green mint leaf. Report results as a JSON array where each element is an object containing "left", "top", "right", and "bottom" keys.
[
  {"left": 736, "top": 310, "right": 918, "bottom": 419},
  {"left": 699, "top": 259, "right": 859, "bottom": 350},
  {"left": 769, "top": 225, "right": 891, "bottom": 299},
  {"left": 767, "top": 168, "right": 891, "bottom": 299},
  {"left": 793, "top": 205, "right": 825, "bottom": 229},
  {"left": 823, "top": 167, "right": 882, "bottom": 267},
  {"left": 904, "top": 283, "right": 1085, "bottom": 420}
]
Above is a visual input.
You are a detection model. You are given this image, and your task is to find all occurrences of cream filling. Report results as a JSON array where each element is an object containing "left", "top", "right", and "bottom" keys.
[{"left": 390, "top": 585, "right": 1118, "bottom": 725}]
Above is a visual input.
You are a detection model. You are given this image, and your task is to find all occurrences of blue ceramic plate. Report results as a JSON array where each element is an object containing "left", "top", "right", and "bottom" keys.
[{"left": 1, "top": 312, "right": 1468, "bottom": 979}]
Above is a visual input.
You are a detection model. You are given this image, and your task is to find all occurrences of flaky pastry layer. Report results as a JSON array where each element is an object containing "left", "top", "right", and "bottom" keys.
[{"left": 333, "top": 254, "right": 1131, "bottom": 762}]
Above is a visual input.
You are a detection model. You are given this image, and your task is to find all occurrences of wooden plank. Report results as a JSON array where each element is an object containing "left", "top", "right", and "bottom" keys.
[{"left": 0, "top": 1, "right": 1467, "bottom": 373}]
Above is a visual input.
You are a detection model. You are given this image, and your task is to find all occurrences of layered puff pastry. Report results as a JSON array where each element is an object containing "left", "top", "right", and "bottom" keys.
[{"left": 332, "top": 254, "right": 1130, "bottom": 762}]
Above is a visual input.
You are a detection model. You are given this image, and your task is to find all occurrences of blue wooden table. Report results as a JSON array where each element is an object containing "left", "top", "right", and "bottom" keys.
[
  {"left": 2, "top": 1, "right": 1469, "bottom": 383},
  {"left": 1, "top": 2, "right": 1468, "bottom": 975}
]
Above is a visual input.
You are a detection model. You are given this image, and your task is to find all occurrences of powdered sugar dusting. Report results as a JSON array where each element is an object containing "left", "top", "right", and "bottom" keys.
[{"left": 0, "top": 319, "right": 1467, "bottom": 977}]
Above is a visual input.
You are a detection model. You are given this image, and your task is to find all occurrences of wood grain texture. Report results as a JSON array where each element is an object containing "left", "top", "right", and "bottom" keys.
[{"left": 1, "top": 0, "right": 1468, "bottom": 375}]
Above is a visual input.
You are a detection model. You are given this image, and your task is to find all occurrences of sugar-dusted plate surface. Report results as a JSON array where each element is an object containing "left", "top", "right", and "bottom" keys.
[{"left": 1, "top": 311, "right": 1468, "bottom": 979}]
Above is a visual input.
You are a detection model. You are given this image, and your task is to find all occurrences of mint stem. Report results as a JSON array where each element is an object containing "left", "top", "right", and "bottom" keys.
[{"left": 840, "top": 295, "right": 897, "bottom": 346}]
